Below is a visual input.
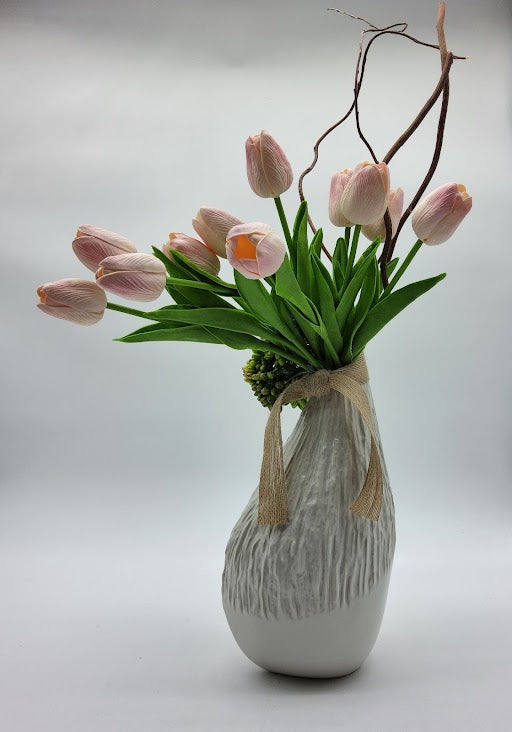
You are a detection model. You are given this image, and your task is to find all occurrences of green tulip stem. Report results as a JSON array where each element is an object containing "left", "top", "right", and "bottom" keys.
[
  {"left": 344, "top": 224, "right": 361, "bottom": 285},
  {"left": 382, "top": 239, "right": 423, "bottom": 297},
  {"left": 106, "top": 302, "right": 155, "bottom": 319},
  {"left": 274, "top": 196, "right": 293, "bottom": 250},
  {"left": 345, "top": 227, "right": 351, "bottom": 251}
]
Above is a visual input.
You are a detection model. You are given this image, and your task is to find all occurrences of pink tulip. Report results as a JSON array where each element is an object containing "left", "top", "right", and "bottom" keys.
[
  {"left": 339, "top": 161, "right": 390, "bottom": 225},
  {"left": 96, "top": 253, "right": 166, "bottom": 301},
  {"left": 72, "top": 225, "right": 137, "bottom": 272},
  {"left": 245, "top": 130, "right": 293, "bottom": 198},
  {"left": 329, "top": 169, "right": 353, "bottom": 227},
  {"left": 162, "top": 233, "right": 220, "bottom": 276},
  {"left": 192, "top": 208, "right": 242, "bottom": 258},
  {"left": 412, "top": 183, "right": 472, "bottom": 246},
  {"left": 37, "top": 278, "right": 107, "bottom": 325},
  {"left": 226, "top": 222, "right": 286, "bottom": 279},
  {"left": 362, "top": 187, "right": 404, "bottom": 242}
]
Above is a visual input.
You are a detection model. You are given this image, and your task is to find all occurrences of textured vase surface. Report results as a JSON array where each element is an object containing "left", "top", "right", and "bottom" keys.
[{"left": 222, "top": 383, "right": 396, "bottom": 678}]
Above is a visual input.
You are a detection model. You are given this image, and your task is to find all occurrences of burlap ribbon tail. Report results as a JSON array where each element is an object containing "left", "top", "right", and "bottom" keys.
[{"left": 257, "top": 354, "right": 383, "bottom": 526}]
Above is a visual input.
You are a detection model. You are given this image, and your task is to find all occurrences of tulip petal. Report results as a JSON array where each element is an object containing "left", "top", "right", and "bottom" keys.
[
  {"left": 73, "top": 227, "right": 137, "bottom": 272},
  {"left": 245, "top": 131, "right": 293, "bottom": 198},
  {"left": 36, "top": 278, "right": 107, "bottom": 325},
  {"left": 329, "top": 170, "right": 353, "bottom": 227},
  {"left": 76, "top": 225, "right": 136, "bottom": 251},
  {"left": 192, "top": 207, "right": 242, "bottom": 258},
  {"left": 255, "top": 232, "right": 286, "bottom": 278},
  {"left": 412, "top": 182, "right": 472, "bottom": 246},
  {"left": 96, "top": 270, "right": 166, "bottom": 301},
  {"left": 163, "top": 234, "right": 220, "bottom": 275},
  {"left": 37, "top": 302, "right": 104, "bottom": 325},
  {"left": 341, "top": 162, "right": 390, "bottom": 225},
  {"left": 226, "top": 222, "right": 285, "bottom": 279},
  {"left": 98, "top": 252, "right": 166, "bottom": 274}
]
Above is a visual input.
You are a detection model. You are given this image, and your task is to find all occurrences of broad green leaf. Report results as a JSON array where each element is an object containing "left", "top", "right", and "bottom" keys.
[
  {"left": 141, "top": 305, "right": 311, "bottom": 366},
  {"left": 352, "top": 273, "right": 447, "bottom": 355},
  {"left": 311, "top": 256, "right": 342, "bottom": 356},
  {"left": 153, "top": 246, "right": 197, "bottom": 281},
  {"left": 118, "top": 322, "right": 224, "bottom": 345},
  {"left": 122, "top": 321, "right": 270, "bottom": 351},
  {"left": 234, "top": 270, "right": 307, "bottom": 355},
  {"left": 171, "top": 250, "right": 237, "bottom": 290},
  {"left": 142, "top": 306, "right": 275, "bottom": 338},
  {"left": 166, "top": 276, "right": 235, "bottom": 297},
  {"left": 202, "top": 328, "right": 266, "bottom": 351},
  {"left": 155, "top": 248, "right": 223, "bottom": 308},
  {"left": 311, "top": 252, "right": 337, "bottom": 300},
  {"left": 293, "top": 202, "right": 311, "bottom": 295},
  {"left": 342, "top": 256, "right": 378, "bottom": 361},
  {"left": 387, "top": 257, "right": 399, "bottom": 276},
  {"left": 333, "top": 259, "right": 344, "bottom": 292},
  {"left": 309, "top": 228, "right": 324, "bottom": 259},
  {"left": 333, "top": 237, "right": 348, "bottom": 276},
  {"left": 351, "top": 238, "right": 382, "bottom": 277},
  {"left": 372, "top": 257, "right": 399, "bottom": 306},
  {"left": 335, "top": 241, "right": 380, "bottom": 332},
  {"left": 290, "top": 201, "right": 308, "bottom": 271},
  {"left": 275, "top": 256, "right": 316, "bottom": 322},
  {"left": 165, "top": 282, "right": 196, "bottom": 306},
  {"left": 286, "top": 302, "right": 324, "bottom": 365},
  {"left": 271, "top": 290, "right": 299, "bottom": 334},
  {"left": 165, "top": 278, "right": 235, "bottom": 309}
]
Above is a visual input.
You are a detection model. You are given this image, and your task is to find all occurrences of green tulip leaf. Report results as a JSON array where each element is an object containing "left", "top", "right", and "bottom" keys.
[
  {"left": 170, "top": 250, "right": 237, "bottom": 290},
  {"left": 342, "top": 256, "right": 378, "bottom": 362},
  {"left": 352, "top": 273, "right": 447, "bottom": 355},
  {"left": 117, "top": 322, "right": 224, "bottom": 345},
  {"left": 309, "top": 228, "right": 324, "bottom": 259},
  {"left": 335, "top": 241, "right": 380, "bottom": 332},
  {"left": 311, "top": 252, "right": 337, "bottom": 300},
  {"left": 293, "top": 202, "right": 312, "bottom": 296},
  {"left": 275, "top": 256, "right": 316, "bottom": 322},
  {"left": 333, "top": 236, "right": 348, "bottom": 276},
  {"left": 166, "top": 276, "right": 235, "bottom": 297},
  {"left": 290, "top": 200, "right": 308, "bottom": 272},
  {"left": 333, "top": 259, "right": 344, "bottom": 292},
  {"left": 311, "top": 255, "right": 343, "bottom": 356},
  {"left": 234, "top": 270, "right": 309, "bottom": 356}
]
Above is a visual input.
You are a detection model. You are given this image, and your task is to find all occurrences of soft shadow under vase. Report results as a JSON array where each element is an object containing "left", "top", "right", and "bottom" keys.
[{"left": 222, "top": 383, "right": 396, "bottom": 678}]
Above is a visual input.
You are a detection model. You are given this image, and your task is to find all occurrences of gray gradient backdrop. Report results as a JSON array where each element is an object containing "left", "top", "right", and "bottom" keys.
[{"left": 1, "top": 0, "right": 511, "bottom": 730}]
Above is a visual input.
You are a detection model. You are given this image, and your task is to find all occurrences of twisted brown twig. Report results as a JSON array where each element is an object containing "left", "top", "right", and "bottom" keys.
[{"left": 298, "top": 4, "right": 466, "bottom": 282}]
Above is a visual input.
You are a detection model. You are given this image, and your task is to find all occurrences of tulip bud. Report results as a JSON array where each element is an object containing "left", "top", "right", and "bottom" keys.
[
  {"left": 339, "top": 161, "right": 390, "bottom": 225},
  {"left": 226, "top": 222, "right": 286, "bottom": 280},
  {"left": 245, "top": 130, "right": 293, "bottom": 198},
  {"left": 162, "top": 233, "right": 220, "bottom": 276},
  {"left": 192, "top": 208, "right": 242, "bottom": 258},
  {"left": 412, "top": 183, "right": 472, "bottom": 246},
  {"left": 72, "top": 225, "right": 137, "bottom": 272},
  {"left": 362, "top": 187, "right": 404, "bottom": 242},
  {"left": 329, "top": 169, "right": 353, "bottom": 227},
  {"left": 37, "top": 278, "right": 107, "bottom": 325},
  {"left": 96, "top": 253, "right": 166, "bottom": 301}
]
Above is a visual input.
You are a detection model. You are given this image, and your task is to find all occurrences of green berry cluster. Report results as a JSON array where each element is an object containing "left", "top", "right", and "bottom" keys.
[{"left": 242, "top": 351, "right": 308, "bottom": 410}]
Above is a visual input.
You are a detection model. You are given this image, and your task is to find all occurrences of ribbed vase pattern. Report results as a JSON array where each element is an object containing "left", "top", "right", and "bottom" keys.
[{"left": 222, "top": 385, "right": 396, "bottom": 621}]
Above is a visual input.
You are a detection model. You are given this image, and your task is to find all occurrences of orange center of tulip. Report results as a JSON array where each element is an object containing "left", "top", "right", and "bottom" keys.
[
  {"left": 96, "top": 267, "right": 104, "bottom": 279},
  {"left": 37, "top": 286, "right": 46, "bottom": 303},
  {"left": 234, "top": 234, "right": 256, "bottom": 260}
]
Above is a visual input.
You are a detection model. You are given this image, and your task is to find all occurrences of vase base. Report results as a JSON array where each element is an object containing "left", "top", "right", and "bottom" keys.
[{"left": 223, "top": 570, "right": 391, "bottom": 679}]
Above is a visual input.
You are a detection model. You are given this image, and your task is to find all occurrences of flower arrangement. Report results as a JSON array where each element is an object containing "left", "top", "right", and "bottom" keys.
[{"left": 37, "top": 6, "right": 471, "bottom": 412}]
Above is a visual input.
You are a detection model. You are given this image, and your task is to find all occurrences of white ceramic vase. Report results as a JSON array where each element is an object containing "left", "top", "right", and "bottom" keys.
[{"left": 222, "top": 382, "right": 395, "bottom": 678}]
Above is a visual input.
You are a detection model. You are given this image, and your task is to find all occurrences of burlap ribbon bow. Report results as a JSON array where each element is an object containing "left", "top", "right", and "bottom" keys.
[{"left": 257, "top": 353, "right": 383, "bottom": 526}]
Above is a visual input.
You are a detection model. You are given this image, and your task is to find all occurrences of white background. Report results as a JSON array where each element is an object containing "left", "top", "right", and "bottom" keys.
[{"left": 1, "top": 0, "right": 511, "bottom": 729}]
